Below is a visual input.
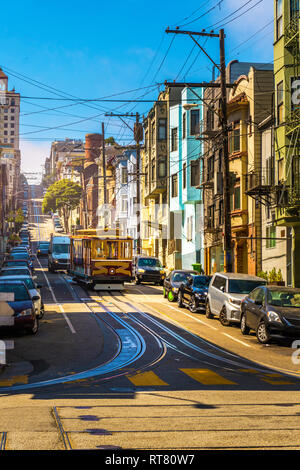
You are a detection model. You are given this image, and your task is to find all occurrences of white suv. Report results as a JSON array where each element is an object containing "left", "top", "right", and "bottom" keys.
[{"left": 206, "top": 272, "right": 267, "bottom": 326}]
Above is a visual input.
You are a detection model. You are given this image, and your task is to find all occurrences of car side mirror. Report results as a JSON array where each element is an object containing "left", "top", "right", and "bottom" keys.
[{"left": 32, "top": 295, "right": 40, "bottom": 301}]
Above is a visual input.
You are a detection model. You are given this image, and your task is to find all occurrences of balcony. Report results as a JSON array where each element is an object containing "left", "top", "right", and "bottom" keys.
[
  {"left": 286, "top": 108, "right": 300, "bottom": 136},
  {"left": 245, "top": 169, "right": 275, "bottom": 206},
  {"left": 284, "top": 15, "right": 299, "bottom": 50}
]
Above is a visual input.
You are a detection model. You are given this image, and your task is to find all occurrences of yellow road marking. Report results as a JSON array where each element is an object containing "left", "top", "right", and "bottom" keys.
[
  {"left": 260, "top": 373, "right": 295, "bottom": 385},
  {"left": 0, "top": 375, "right": 28, "bottom": 386},
  {"left": 127, "top": 371, "right": 168, "bottom": 386},
  {"left": 180, "top": 368, "right": 236, "bottom": 385}
]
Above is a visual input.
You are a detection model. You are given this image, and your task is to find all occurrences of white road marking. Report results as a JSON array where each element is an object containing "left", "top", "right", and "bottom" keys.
[
  {"left": 32, "top": 201, "right": 76, "bottom": 335},
  {"left": 222, "top": 333, "right": 252, "bottom": 348}
]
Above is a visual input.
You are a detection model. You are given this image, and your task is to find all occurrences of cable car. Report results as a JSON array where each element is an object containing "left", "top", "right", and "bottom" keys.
[{"left": 69, "top": 228, "right": 133, "bottom": 290}]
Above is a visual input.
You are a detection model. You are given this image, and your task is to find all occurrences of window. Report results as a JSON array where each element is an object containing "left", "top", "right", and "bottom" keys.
[
  {"left": 190, "top": 109, "right": 200, "bottom": 135},
  {"left": 266, "top": 225, "right": 276, "bottom": 248},
  {"left": 171, "top": 127, "right": 178, "bottom": 152},
  {"left": 229, "top": 122, "right": 240, "bottom": 153},
  {"left": 183, "top": 163, "right": 187, "bottom": 189},
  {"left": 191, "top": 160, "right": 200, "bottom": 187},
  {"left": 186, "top": 216, "right": 193, "bottom": 242},
  {"left": 121, "top": 167, "right": 128, "bottom": 184},
  {"left": 151, "top": 160, "right": 155, "bottom": 181},
  {"left": 158, "top": 159, "right": 166, "bottom": 178},
  {"left": 183, "top": 112, "right": 186, "bottom": 139},
  {"left": 292, "top": 155, "right": 300, "bottom": 194},
  {"left": 121, "top": 196, "right": 128, "bottom": 212},
  {"left": 206, "top": 107, "right": 214, "bottom": 131},
  {"left": 230, "top": 181, "right": 241, "bottom": 211},
  {"left": 171, "top": 174, "right": 178, "bottom": 197},
  {"left": 207, "top": 156, "right": 214, "bottom": 180},
  {"left": 208, "top": 204, "right": 215, "bottom": 229},
  {"left": 276, "top": 0, "right": 283, "bottom": 39},
  {"left": 277, "top": 81, "right": 284, "bottom": 124},
  {"left": 158, "top": 119, "right": 167, "bottom": 140},
  {"left": 151, "top": 121, "right": 155, "bottom": 144},
  {"left": 290, "top": 0, "right": 300, "bottom": 19},
  {"left": 218, "top": 200, "right": 223, "bottom": 226},
  {"left": 212, "top": 275, "right": 226, "bottom": 291}
]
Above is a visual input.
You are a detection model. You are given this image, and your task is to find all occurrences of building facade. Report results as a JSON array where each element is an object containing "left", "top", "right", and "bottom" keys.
[{"left": 274, "top": 0, "right": 300, "bottom": 286}]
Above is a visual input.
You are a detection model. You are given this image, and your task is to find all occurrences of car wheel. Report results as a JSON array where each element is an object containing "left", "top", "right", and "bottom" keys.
[
  {"left": 26, "top": 316, "right": 38, "bottom": 335},
  {"left": 256, "top": 321, "right": 271, "bottom": 344},
  {"left": 205, "top": 301, "right": 213, "bottom": 319},
  {"left": 177, "top": 290, "right": 184, "bottom": 308},
  {"left": 219, "top": 307, "right": 230, "bottom": 327},
  {"left": 189, "top": 296, "right": 198, "bottom": 313},
  {"left": 240, "top": 314, "right": 250, "bottom": 335},
  {"left": 37, "top": 306, "right": 44, "bottom": 320},
  {"left": 168, "top": 290, "right": 175, "bottom": 302},
  {"left": 163, "top": 287, "right": 167, "bottom": 298}
]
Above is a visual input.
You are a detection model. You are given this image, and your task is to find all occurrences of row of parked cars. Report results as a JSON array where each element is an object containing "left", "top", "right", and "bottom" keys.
[
  {"left": 52, "top": 213, "right": 64, "bottom": 233},
  {"left": 163, "top": 270, "right": 300, "bottom": 345},
  {"left": 0, "top": 222, "right": 44, "bottom": 335}
]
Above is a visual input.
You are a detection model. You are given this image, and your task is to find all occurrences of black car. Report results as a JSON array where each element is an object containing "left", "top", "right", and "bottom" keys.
[
  {"left": 177, "top": 275, "right": 212, "bottom": 313},
  {"left": 0, "top": 280, "right": 38, "bottom": 334},
  {"left": 241, "top": 286, "right": 300, "bottom": 344},
  {"left": 163, "top": 270, "right": 198, "bottom": 302},
  {"left": 133, "top": 256, "right": 166, "bottom": 285}
]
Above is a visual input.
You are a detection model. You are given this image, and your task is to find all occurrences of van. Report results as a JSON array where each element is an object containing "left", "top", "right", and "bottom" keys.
[
  {"left": 48, "top": 235, "right": 70, "bottom": 273},
  {"left": 132, "top": 255, "right": 165, "bottom": 285},
  {"left": 206, "top": 272, "right": 267, "bottom": 326}
]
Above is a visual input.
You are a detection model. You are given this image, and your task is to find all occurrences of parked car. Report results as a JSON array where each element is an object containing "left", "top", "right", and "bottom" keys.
[
  {"left": 0, "top": 275, "right": 44, "bottom": 319},
  {"left": 177, "top": 275, "right": 212, "bottom": 313},
  {"left": 163, "top": 270, "right": 198, "bottom": 302},
  {"left": 2, "top": 260, "right": 34, "bottom": 275},
  {"left": 241, "top": 286, "right": 300, "bottom": 344},
  {"left": 133, "top": 256, "right": 165, "bottom": 285},
  {"left": 37, "top": 242, "right": 50, "bottom": 257},
  {"left": 0, "top": 280, "right": 39, "bottom": 334},
  {"left": 7, "top": 252, "right": 34, "bottom": 270},
  {"left": 0, "top": 267, "right": 36, "bottom": 279},
  {"left": 206, "top": 272, "right": 267, "bottom": 326}
]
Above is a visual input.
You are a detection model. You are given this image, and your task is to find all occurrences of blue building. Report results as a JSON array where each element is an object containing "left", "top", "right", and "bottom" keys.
[{"left": 168, "top": 87, "right": 204, "bottom": 271}]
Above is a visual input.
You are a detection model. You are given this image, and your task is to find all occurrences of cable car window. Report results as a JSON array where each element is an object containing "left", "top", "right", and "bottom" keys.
[
  {"left": 107, "top": 241, "right": 118, "bottom": 259},
  {"left": 121, "top": 241, "right": 131, "bottom": 259},
  {"left": 93, "top": 240, "right": 106, "bottom": 259}
]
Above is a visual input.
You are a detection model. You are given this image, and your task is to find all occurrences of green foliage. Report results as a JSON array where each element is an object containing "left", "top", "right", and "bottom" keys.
[
  {"left": 257, "top": 270, "right": 268, "bottom": 281},
  {"left": 105, "top": 136, "right": 116, "bottom": 145},
  {"left": 42, "top": 179, "right": 82, "bottom": 215},
  {"left": 259, "top": 268, "right": 284, "bottom": 284}
]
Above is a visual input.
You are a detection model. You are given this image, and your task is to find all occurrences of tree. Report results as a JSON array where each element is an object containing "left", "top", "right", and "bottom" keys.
[
  {"left": 105, "top": 136, "right": 117, "bottom": 145},
  {"left": 42, "top": 179, "right": 82, "bottom": 233}
]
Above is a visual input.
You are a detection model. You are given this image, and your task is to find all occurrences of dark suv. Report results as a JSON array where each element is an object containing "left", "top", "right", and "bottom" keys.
[{"left": 133, "top": 256, "right": 165, "bottom": 285}]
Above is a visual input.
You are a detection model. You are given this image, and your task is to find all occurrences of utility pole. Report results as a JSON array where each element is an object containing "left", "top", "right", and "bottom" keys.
[
  {"left": 105, "top": 112, "right": 143, "bottom": 254},
  {"left": 101, "top": 122, "right": 107, "bottom": 205},
  {"left": 165, "top": 27, "right": 233, "bottom": 272}
]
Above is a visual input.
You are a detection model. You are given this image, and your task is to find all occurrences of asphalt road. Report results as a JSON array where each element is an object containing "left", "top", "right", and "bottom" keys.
[{"left": 1, "top": 185, "right": 300, "bottom": 451}]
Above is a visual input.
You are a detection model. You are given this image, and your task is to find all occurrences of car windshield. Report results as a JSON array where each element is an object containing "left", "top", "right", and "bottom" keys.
[
  {"left": 39, "top": 245, "right": 49, "bottom": 250},
  {"left": 53, "top": 244, "right": 70, "bottom": 254},
  {"left": 9, "top": 253, "right": 30, "bottom": 260},
  {"left": 0, "top": 283, "right": 30, "bottom": 301},
  {"left": 0, "top": 269, "right": 30, "bottom": 276},
  {"left": 138, "top": 258, "right": 162, "bottom": 268},
  {"left": 268, "top": 290, "right": 300, "bottom": 308},
  {"left": 173, "top": 272, "right": 193, "bottom": 283},
  {"left": 228, "top": 280, "right": 266, "bottom": 294},
  {"left": 193, "top": 276, "right": 211, "bottom": 288},
  {"left": 4, "top": 261, "right": 28, "bottom": 267}
]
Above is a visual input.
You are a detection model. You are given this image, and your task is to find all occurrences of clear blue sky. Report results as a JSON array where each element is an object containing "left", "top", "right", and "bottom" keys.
[{"left": 0, "top": 0, "right": 274, "bottom": 179}]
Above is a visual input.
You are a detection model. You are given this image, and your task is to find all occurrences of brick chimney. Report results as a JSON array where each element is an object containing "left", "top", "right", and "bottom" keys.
[{"left": 85, "top": 133, "right": 103, "bottom": 162}]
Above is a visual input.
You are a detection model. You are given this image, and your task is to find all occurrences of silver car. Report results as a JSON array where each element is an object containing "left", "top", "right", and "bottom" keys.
[
  {"left": 206, "top": 272, "right": 267, "bottom": 326},
  {"left": 0, "top": 275, "right": 44, "bottom": 319}
]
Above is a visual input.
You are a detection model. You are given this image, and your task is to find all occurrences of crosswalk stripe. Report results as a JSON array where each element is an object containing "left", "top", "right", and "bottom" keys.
[
  {"left": 180, "top": 368, "right": 236, "bottom": 385},
  {"left": 127, "top": 371, "right": 168, "bottom": 386}
]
